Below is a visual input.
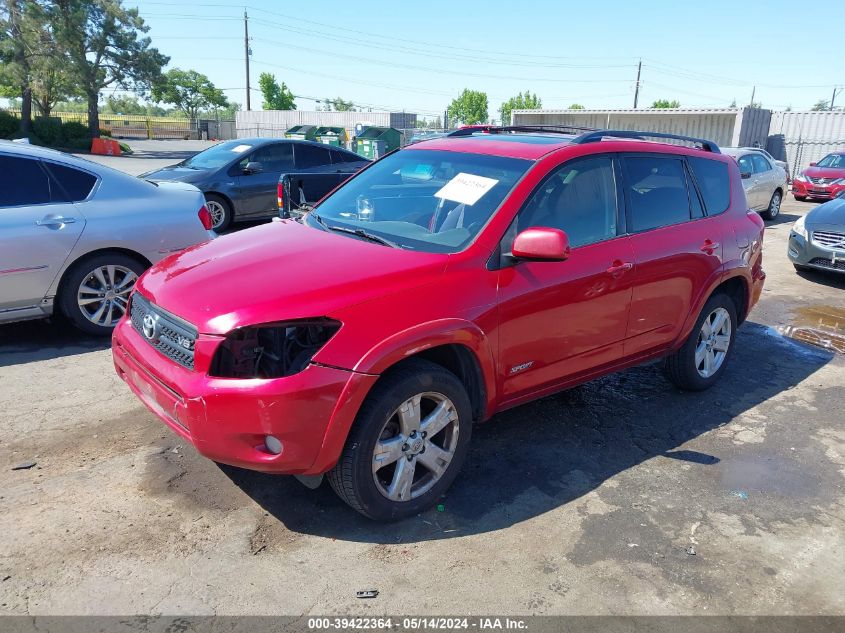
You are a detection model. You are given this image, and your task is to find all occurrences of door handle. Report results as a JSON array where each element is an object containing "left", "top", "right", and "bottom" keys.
[
  {"left": 700, "top": 240, "right": 720, "bottom": 254},
  {"left": 606, "top": 261, "right": 633, "bottom": 276},
  {"left": 36, "top": 216, "right": 77, "bottom": 227}
]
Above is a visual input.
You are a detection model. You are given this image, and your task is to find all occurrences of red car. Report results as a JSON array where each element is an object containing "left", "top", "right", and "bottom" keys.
[
  {"left": 113, "top": 128, "right": 765, "bottom": 520},
  {"left": 792, "top": 152, "right": 845, "bottom": 201}
]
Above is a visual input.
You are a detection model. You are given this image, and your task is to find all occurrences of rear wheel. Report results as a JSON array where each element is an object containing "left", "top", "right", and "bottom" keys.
[
  {"left": 205, "top": 194, "right": 232, "bottom": 231},
  {"left": 761, "top": 190, "right": 782, "bottom": 220},
  {"left": 664, "top": 293, "right": 737, "bottom": 391},
  {"left": 327, "top": 359, "right": 472, "bottom": 521},
  {"left": 59, "top": 253, "right": 146, "bottom": 336}
]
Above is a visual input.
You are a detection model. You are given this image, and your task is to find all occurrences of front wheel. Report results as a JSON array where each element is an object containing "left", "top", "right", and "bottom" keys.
[
  {"left": 793, "top": 195, "right": 807, "bottom": 202},
  {"left": 664, "top": 293, "right": 737, "bottom": 391},
  {"left": 327, "top": 359, "right": 472, "bottom": 521},
  {"left": 761, "top": 190, "right": 782, "bottom": 220}
]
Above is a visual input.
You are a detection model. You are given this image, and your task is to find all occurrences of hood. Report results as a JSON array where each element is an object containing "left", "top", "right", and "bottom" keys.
[
  {"left": 806, "top": 197, "right": 845, "bottom": 227},
  {"left": 140, "top": 165, "right": 209, "bottom": 184},
  {"left": 135, "top": 220, "right": 449, "bottom": 335},
  {"left": 803, "top": 166, "right": 845, "bottom": 179}
]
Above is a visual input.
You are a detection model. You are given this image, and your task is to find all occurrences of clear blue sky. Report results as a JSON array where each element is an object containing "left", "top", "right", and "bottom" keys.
[{"left": 124, "top": 0, "right": 844, "bottom": 118}]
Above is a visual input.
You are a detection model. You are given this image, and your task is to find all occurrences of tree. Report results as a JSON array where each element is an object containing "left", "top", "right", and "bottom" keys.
[
  {"left": 447, "top": 89, "right": 488, "bottom": 126},
  {"left": 103, "top": 94, "right": 147, "bottom": 114},
  {"left": 729, "top": 99, "right": 737, "bottom": 108},
  {"left": 320, "top": 96, "right": 355, "bottom": 111},
  {"left": 499, "top": 90, "right": 541, "bottom": 125},
  {"left": 152, "top": 68, "right": 227, "bottom": 120},
  {"left": 651, "top": 99, "right": 681, "bottom": 109},
  {"left": 51, "top": 0, "right": 168, "bottom": 136},
  {"left": 812, "top": 99, "right": 830, "bottom": 111},
  {"left": 0, "top": 0, "right": 37, "bottom": 135},
  {"left": 258, "top": 72, "right": 295, "bottom": 111},
  {"left": 568, "top": 103, "right": 585, "bottom": 110}
]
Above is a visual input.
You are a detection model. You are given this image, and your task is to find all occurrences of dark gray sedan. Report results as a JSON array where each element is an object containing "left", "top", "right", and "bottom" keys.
[
  {"left": 788, "top": 191, "right": 845, "bottom": 274},
  {"left": 141, "top": 138, "right": 369, "bottom": 230}
]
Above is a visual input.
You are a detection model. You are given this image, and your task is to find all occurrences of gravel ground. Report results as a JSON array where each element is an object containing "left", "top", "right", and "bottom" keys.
[{"left": 0, "top": 142, "right": 843, "bottom": 616}]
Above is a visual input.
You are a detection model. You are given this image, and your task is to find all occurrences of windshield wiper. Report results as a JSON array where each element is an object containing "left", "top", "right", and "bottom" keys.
[{"left": 310, "top": 213, "right": 399, "bottom": 248}]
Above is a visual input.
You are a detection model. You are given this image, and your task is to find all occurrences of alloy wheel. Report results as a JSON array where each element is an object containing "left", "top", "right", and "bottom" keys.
[
  {"left": 372, "top": 392, "right": 460, "bottom": 502},
  {"left": 206, "top": 200, "right": 227, "bottom": 230},
  {"left": 769, "top": 192, "right": 781, "bottom": 218},
  {"left": 695, "top": 307, "right": 732, "bottom": 378},
  {"left": 76, "top": 265, "right": 137, "bottom": 328}
]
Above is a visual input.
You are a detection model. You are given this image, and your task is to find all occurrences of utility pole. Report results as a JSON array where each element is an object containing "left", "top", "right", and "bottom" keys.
[
  {"left": 444, "top": 108, "right": 448, "bottom": 131},
  {"left": 749, "top": 85, "right": 756, "bottom": 107},
  {"left": 244, "top": 10, "right": 251, "bottom": 111},
  {"left": 633, "top": 59, "right": 642, "bottom": 109},
  {"left": 832, "top": 86, "right": 841, "bottom": 111}
]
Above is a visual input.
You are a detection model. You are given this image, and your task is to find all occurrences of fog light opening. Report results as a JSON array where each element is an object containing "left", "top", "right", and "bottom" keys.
[{"left": 264, "top": 435, "right": 283, "bottom": 455}]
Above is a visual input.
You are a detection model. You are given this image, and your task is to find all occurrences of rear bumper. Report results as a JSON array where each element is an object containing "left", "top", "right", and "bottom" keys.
[
  {"left": 792, "top": 180, "right": 845, "bottom": 200},
  {"left": 112, "top": 317, "right": 378, "bottom": 475}
]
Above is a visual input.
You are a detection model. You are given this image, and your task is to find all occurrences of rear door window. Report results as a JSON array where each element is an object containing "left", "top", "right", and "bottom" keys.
[
  {"left": 0, "top": 155, "right": 52, "bottom": 206},
  {"left": 688, "top": 157, "right": 730, "bottom": 215},
  {"left": 295, "top": 144, "right": 333, "bottom": 169},
  {"left": 623, "top": 156, "right": 693, "bottom": 232},
  {"left": 44, "top": 162, "right": 97, "bottom": 201}
]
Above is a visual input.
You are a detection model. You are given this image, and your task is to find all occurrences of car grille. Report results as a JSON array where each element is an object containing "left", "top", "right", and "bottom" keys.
[
  {"left": 809, "top": 257, "right": 845, "bottom": 272},
  {"left": 808, "top": 176, "right": 835, "bottom": 185},
  {"left": 130, "top": 293, "right": 197, "bottom": 370},
  {"left": 812, "top": 230, "right": 845, "bottom": 250}
]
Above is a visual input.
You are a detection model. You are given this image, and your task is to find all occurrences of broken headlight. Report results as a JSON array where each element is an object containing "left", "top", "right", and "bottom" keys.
[{"left": 209, "top": 319, "right": 341, "bottom": 379}]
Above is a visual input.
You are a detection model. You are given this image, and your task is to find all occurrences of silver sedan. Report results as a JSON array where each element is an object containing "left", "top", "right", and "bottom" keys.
[
  {"left": 0, "top": 142, "right": 214, "bottom": 335},
  {"left": 722, "top": 147, "right": 788, "bottom": 221}
]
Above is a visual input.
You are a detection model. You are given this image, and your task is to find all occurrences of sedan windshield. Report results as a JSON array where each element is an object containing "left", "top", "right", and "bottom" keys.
[
  {"left": 816, "top": 154, "right": 845, "bottom": 169},
  {"left": 304, "top": 149, "right": 531, "bottom": 253},
  {"left": 180, "top": 140, "right": 256, "bottom": 170}
]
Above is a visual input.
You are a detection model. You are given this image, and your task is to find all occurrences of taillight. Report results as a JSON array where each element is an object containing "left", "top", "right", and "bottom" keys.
[
  {"left": 198, "top": 205, "right": 212, "bottom": 230},
  {"left": 277, "top": 182, "right": 284, "bottom": 209}
]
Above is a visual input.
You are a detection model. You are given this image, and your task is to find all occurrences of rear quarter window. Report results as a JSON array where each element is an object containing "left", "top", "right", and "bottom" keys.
[
  {"left": 688, "top": 157, "right": 730, "bottom": 215},
  {"left": 45, "top": 162, "right": 98, "bottom": 201}
]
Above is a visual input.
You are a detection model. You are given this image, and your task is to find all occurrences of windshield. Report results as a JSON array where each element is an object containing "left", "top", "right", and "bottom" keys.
[
  {"left": 816, "top": 153, "right": 845, "bottom": 169},
  {"left": 304, "top": 149, "right": 531, "bottom": 253},
  {"left": 180, "top": 140, "right": 256, "bottom": 170}
]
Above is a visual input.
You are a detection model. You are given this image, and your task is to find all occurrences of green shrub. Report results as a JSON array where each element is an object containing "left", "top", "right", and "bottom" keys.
[
  {"left": 64, "top": 137, "right": 93, "bottom": 152},
  {"left": 62, "top": 121, "right": 90, "bottom": 140},
  {"left": 99, "top": 127, "right": 112, "bottom": 137},
  {"left": 0, "top": 110, "right": 20, "bottom": 139},
  {"left": 32, "top": 117, "right": 63, "bottom": 145}
]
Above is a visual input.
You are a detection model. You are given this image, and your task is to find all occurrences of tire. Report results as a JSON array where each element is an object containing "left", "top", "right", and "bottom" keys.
[
  {"left": 59, "top": 252, "right": 146, "bottom": 336},
  {"left": 664, "top": 293, "right": 737, "bottom": 392},
  {"left": 794, "top": 195, "right": 807, "bottom": 202},
  {"left": 327, "top": 358, "right": 473, "bottom": 521},
  {"left": 205, "top": 194, "right": 232, "bottom": 231},
  {"left": 761, "top": 190, "right": 782, "bottom": 220}
]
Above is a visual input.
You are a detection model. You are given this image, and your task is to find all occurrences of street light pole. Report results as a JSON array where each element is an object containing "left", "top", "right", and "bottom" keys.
[{"left": 244, "top": 10, "right": 251, "bottom": 111}]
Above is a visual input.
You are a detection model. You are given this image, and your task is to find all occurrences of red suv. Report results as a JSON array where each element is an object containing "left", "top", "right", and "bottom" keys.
[{"left": 113, "top": 128, "right": 765, "bottom": 520}]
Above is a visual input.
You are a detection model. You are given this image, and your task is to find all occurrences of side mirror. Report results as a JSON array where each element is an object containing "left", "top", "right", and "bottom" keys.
[
  {"left": 511, "top": 227, "right": 570, "bottom": 262},
  {"left": 740, "top": 171, "right": 752, "bottom": 179},
  {"left": 809, "top": 162, "right": 817, "bottom": 167},
  {"left": 243, "top": 161, "right": 263, "bottom": 174}
]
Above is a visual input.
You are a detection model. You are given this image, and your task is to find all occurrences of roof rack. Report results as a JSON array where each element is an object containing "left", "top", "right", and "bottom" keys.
[
  {"left": 446, "top": 125, "right": 597, "bottom": 137},
  {"left": 572, "top": 130, "right": 721, "bottom": 153}
]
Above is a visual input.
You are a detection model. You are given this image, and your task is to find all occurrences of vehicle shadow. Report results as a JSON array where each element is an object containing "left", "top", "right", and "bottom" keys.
[
  {"left": 0, "top": 318, "right": 109, "bottom": 367},
  {"left": 765, "top": 211, "right": 799, "bottom": 228},
  {"left": 795, "top": 268, "right": 845, "bottom": 290},
  {"left": 220, "top": 321, "right": 833, "bottom": 542}
]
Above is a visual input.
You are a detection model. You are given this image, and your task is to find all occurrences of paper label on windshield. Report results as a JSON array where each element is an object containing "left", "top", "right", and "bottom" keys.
[
  {"left": 230, "top": 144, "right": 251, "bottom": 153},
  {"left": 435, "top": 172, "right": 499, "bottom": 206}
]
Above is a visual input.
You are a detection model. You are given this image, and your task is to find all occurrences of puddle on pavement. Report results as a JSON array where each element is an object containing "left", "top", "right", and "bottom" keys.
[{"left": 777, "top": 305, "right": 845, "bottom": 354}]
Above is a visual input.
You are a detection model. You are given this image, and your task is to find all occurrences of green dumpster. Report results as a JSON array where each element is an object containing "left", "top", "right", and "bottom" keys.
[
  {"left": 284, "top": 125, "right": 318, "bottom": 141},
  {"left": 314, "top": 126, "right": 349, "bottom": 147},
  {"left": 353, "top": 126, "right": 402, "bottom": 159}
]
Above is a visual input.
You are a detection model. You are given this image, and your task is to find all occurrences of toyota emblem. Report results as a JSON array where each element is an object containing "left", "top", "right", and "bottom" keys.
[{"left": 142, "top": 313, "right": 157, "bottom": 340}]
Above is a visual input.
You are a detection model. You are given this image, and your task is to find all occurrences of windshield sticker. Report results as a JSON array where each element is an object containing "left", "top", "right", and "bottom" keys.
[
  {"left": 435, "top": 172, "right": 499, "bottom": 206},
  {"left": 230, "top": 144, "right": 251, "bottom": 153}
]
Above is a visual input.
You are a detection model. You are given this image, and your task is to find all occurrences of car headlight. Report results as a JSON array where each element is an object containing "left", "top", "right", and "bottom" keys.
[
  {"left": 209, "top": 319, "right": 341, "bottom": 378},
  {"left": 795, "top": 173, "right": 810, "bottom": 182},
  {"left": 792, "top": 215, "right": 809, "bottom": 239}
]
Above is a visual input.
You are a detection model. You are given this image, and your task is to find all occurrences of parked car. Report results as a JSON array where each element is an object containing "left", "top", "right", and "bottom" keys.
[
  {"left": 788, "top": 190, "right": 845, "bottom": 274},
  {"left": 141, "top": 138, "right": 370, "bottom": 231},
  {"left": 722, "top": 147, "right": 787, "bottom": 220},
  {"left": 724, "top": 146, "right": 790, "bottom": 181},
  {"left": 278, "top": 171, "right": 360, "bottom": 219},
  {"left": 791, "top": 152, "right": 845, "bottom": 202},
  {"left": 113, "top": 128, "right": 765, "bottom": 520},
  {"left": 0, "top": 142, "right": 213, "bottom": 335}
]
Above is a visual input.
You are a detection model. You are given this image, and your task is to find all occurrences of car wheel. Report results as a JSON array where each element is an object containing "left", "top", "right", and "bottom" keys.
[
  {"left": 327, "top": 359, "right": 472, "bottom": 521},
  {"left": 664, "top": 293, "right": 737, "bottom": 392},
  {"left": 205, "top": 194, "right": 232, "bottom": 231},
  {"left": 59, "top": 253, "right": 146, "bottom": 336},
  {"left": 761, "top": 191, "right": 782, "bottom": 220},
  {"left": 794, "top": 195, "right": 807, "bottom": 202}
]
